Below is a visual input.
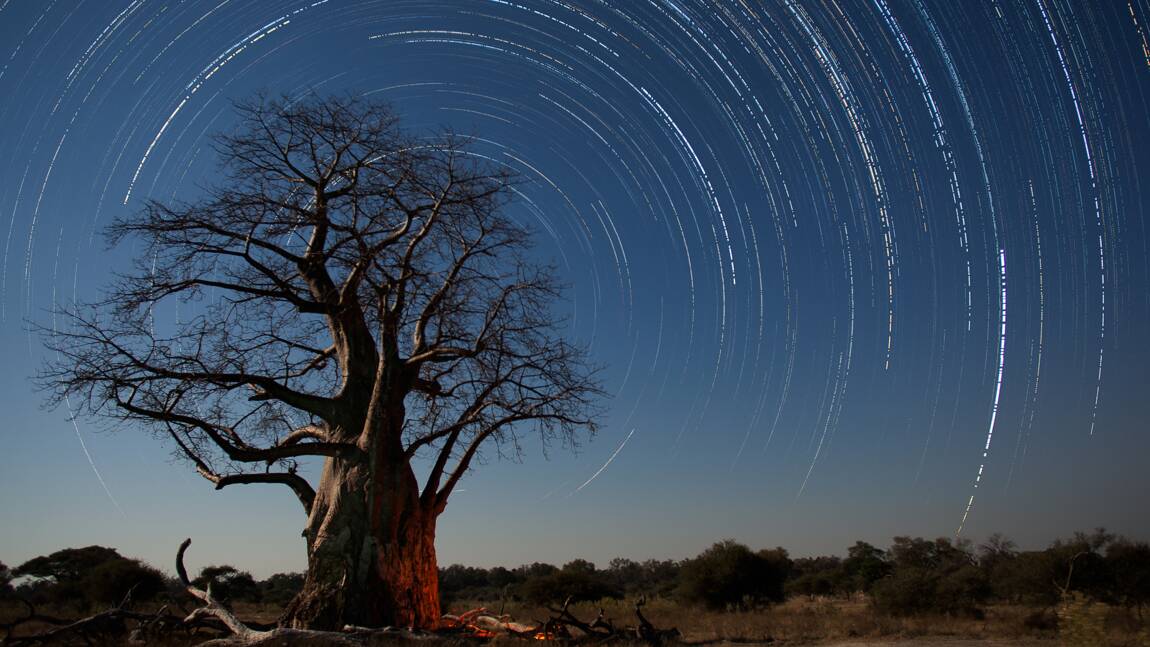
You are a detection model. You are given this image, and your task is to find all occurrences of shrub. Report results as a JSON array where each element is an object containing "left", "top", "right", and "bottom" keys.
[
  {"left": 260, "top": 573, "right": 305, "bottom": 607},
  {"left": 518, "top": 561, "right": 621, "bottom": 605},
  {"left": 12, "top": 546, "right": 165, "bottom": 611},
  {"left": 193, "top": 565, "right": 260, "bottom": 604},
  {"left": 0, "top": 561, "right": 12, "bottom": 596},
  {"left": 1105, "top": 539, "right": 1150, "bottom": 615},
  {"left": 842, "top": 541, "right": 890, "bottom": 593},
  {"left": 1056, "top": 592, "right": 1108, "bottom": 646},
  {"left": 871, "top": 567, "right": 935, "bottom": 616},
  {"left": 81, "top": 558, "right": 165, "bottom": 606},
  {"left": 870, "top": 537, "right": 988, "bottom": 616},
  {"left": 605, "top": 559, "right": 680, "bottom": 598},
  {"left": 14, "top": 546, "right": 122, "bottom": 582},
  {"left": 677, "top": 540, "right": 788, "bottom": 610}
]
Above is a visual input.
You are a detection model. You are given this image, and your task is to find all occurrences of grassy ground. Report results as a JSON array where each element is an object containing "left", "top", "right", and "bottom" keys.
[
  {"left": 3, "top": 596, "right": 1148, "bottom": 645},
  {"left": 447, "top": 595, "right": 1149, "bottom": 645}
]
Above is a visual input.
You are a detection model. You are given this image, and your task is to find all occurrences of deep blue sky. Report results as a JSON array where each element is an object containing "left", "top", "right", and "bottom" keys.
[{"left": 1, "top": 0, "right": 1148, "bottom": 578}]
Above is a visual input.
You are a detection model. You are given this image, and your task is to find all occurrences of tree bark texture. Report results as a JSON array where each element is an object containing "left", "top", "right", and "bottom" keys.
[{"left": 282, "top": 452, "right": 440, "bottom": 631}]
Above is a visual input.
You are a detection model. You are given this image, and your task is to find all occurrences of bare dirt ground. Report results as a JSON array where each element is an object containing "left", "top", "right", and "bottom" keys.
[{"left": 820, "top": 641, "right": 1051, "bottom": 646}]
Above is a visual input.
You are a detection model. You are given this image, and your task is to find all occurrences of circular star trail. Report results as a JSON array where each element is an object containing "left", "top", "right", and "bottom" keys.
[{"left": 2, "top": 0, "right": 1148, "bottom": 567}]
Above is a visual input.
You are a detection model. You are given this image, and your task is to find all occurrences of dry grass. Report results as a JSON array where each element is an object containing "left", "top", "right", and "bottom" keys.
[
  {"left": 447, "top": 596, "right": 1150, "bottom": 645},
  {"left": 4, "top": 596, "right": 1147, "bottom": 645}
]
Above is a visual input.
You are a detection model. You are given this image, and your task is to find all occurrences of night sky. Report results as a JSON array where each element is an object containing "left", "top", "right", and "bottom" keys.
[{"left": 2, "top": 0, "right": 1149, "bottom": 577}]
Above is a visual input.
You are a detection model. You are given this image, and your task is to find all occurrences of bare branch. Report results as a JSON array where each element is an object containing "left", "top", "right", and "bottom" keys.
[
  {"left": 40, "top": 98, "right": 603, "bottom": 627},
  {"left": 205, "top": 471, "right": 317, "bottom": 513}
]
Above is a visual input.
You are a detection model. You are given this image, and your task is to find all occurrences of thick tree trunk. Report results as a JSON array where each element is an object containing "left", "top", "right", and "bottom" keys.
[{"left": 281, "top": 452, "right": 440, "bottom": 630}]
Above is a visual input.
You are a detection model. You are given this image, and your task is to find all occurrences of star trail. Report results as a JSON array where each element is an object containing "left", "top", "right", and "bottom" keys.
[{"left": 1, "top": 0, "right": 1148, "bottom": 571}]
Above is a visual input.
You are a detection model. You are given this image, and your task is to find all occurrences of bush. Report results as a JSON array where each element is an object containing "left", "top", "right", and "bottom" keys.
[
  {"left": 605, "top": 559, "right": 680, "bottom": 598},
  {"left": 81, "top": 558, "right": 166, "bottom": 606},
  {"left": 677, "top": 540, "right": 788, "bottom": 610},
  {"left": 12, "top": 546, "right": 167, "bottom": 611},
  {"left": 787, "top": 555, "right": 844, "bottom": 598},
  {"left": 1105, "top": 539, "right": 1150, "bottom": 614},
  {"left": 934, "top": 564, "right": 989, "bottom": 616},
  {"left": 842, "top": 541, "right": 890, "bottom": 594},
  {"left": 14, "top": 546, "right": 122, "bottom": 582},
  {"left": 518, "top": 561, "right": 621, "bottom": 605},
  {"left": 260, "top": 573, "right": 305, "bottom": 607},
  {"left": 0, "top": 561, "right": 12, "bottom": 596},
  {"left": 1056, "top": 592, "right": 1108, "bottom": 646},
  {"left": 193, "top": 565, "right": 260, "bottom": 604},
  {"left": 440, "top": 564, "right": 501, "bottom": 605},
  {"left": 870, "top": 537, "right": 988, "bottom": 616},
  {"left": 871, "top": 567, "right": 935, "bottom": 616}
]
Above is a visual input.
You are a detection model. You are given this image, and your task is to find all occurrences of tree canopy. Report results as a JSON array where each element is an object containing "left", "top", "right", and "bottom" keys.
[
  {"left": 38, "top": 93, "right": 603, "bottom": 629},
  {"left": 41, "top": 95, "right": 601, "bottom": 516}
]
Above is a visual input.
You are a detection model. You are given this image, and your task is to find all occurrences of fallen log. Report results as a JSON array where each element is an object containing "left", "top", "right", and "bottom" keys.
[
  {"left": 546, "top": 596, "right": 679, "bottom": 646},
  {"left": 443, "top": 596, "right": 680, "bottom": 645}
]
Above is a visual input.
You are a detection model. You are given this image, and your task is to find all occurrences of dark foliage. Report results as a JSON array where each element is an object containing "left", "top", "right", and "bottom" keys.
[
  {"left": 192, "top": 565, "right": 260, "bottom": 604},
  {"left": 605, "top": 558, "right": 680, "bottom": 598},
  {"left": 14, "top": 546, "right": 122, "bottom": 583},
  {"left": 12, "top": 548, "right": 165, "bottom": 611},
  {"left": 83, "top": 558, "right": 166, "bottom": 606},
  {"left": 0, "top": 561, "right": 11, "bottom": 596},
  {"left": 10, "top": 527, "right": 1150, "bottom": 628},
  {"left": 787, "top": 555, "right": 844, "bottom": 598},
  {"left": 259, "top": 572, "right": 305, "bottom": 607},
  {"left": 870, "top": 537, "right": 988, "bottom": 616},
  {"left": 440, "top": 564, "right": 502, "bottom": 606},
  {"left": 518, "top": 560, "right": 622, "bottom": 605},
  {"left": 843, "top": 541, "right": 892, "bottom": 593},
  {"left": 677, "top": 540, "right": 789, "bottom": 610},
  {"left": 1106, "top": 540, "right": 1150, "bottom": 615}
]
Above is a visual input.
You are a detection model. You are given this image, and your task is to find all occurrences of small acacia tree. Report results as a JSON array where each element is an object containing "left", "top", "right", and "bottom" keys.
[{"left": 42, "top": 94, "right": 601, "bottom": 630}]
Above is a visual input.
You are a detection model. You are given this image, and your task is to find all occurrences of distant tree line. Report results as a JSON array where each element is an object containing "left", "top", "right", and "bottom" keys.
[
  {"left": 4, "top": 529, "right": 1148, "bottom": 619},
  {"left": 437, "top": 529, "right": 1150, "bottom": 617}
]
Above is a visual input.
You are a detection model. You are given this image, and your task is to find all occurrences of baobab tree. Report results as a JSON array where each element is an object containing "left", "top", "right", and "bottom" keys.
[{"left": 41, "top": 95, "right": 602, "bottom": 630}]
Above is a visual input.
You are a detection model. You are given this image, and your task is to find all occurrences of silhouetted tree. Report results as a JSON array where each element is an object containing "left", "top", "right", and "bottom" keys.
[
  {"left": 978, "top": 533, "right": 1019, "bottom": 601},
  {"left": 193, "top": 565, "right": 260, "bottom": 604},
  {"left": 787, "top": 555, "right": 843, "bottom": 598},
  {"left": 40, "top": 94, "right": 602, "bottom": 630},
  {"left": 516, "top": 562, "right": 560, "bottom": 580},
  {"left": 757, "top": 548, "right": 793, "bottom": 603},
  {"left": 14, "top": 546, "right": 122, "bottom": 583},
  {"left": 82, "top": 558, "right": 166, "bottom": 606},
  {"left": 1106, "top": 539, "right": 1150, "bottom": 618},
  {"left": 842, "top": 541, "right": 890, "bottom": 594},
  {"left": 678, "top": 540, "right": 787, "bottom": 610},
  {"left": 871, "top": 537, "right": 988, "bottom": 617},
  {"left": 519, "top": 559, "right": 621, "bottom": 605},
  {"left": 439, "top": 564, "right": 497, "bottom": 607},
  {"left": 13, "top": 547, "right": 164, "bottom": 610},
  {"left": 605, "top": 558, "right": 643, "bottom": 596},
  {"left": 639, "top": 559, "right": 682, "bottom": 598}
]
